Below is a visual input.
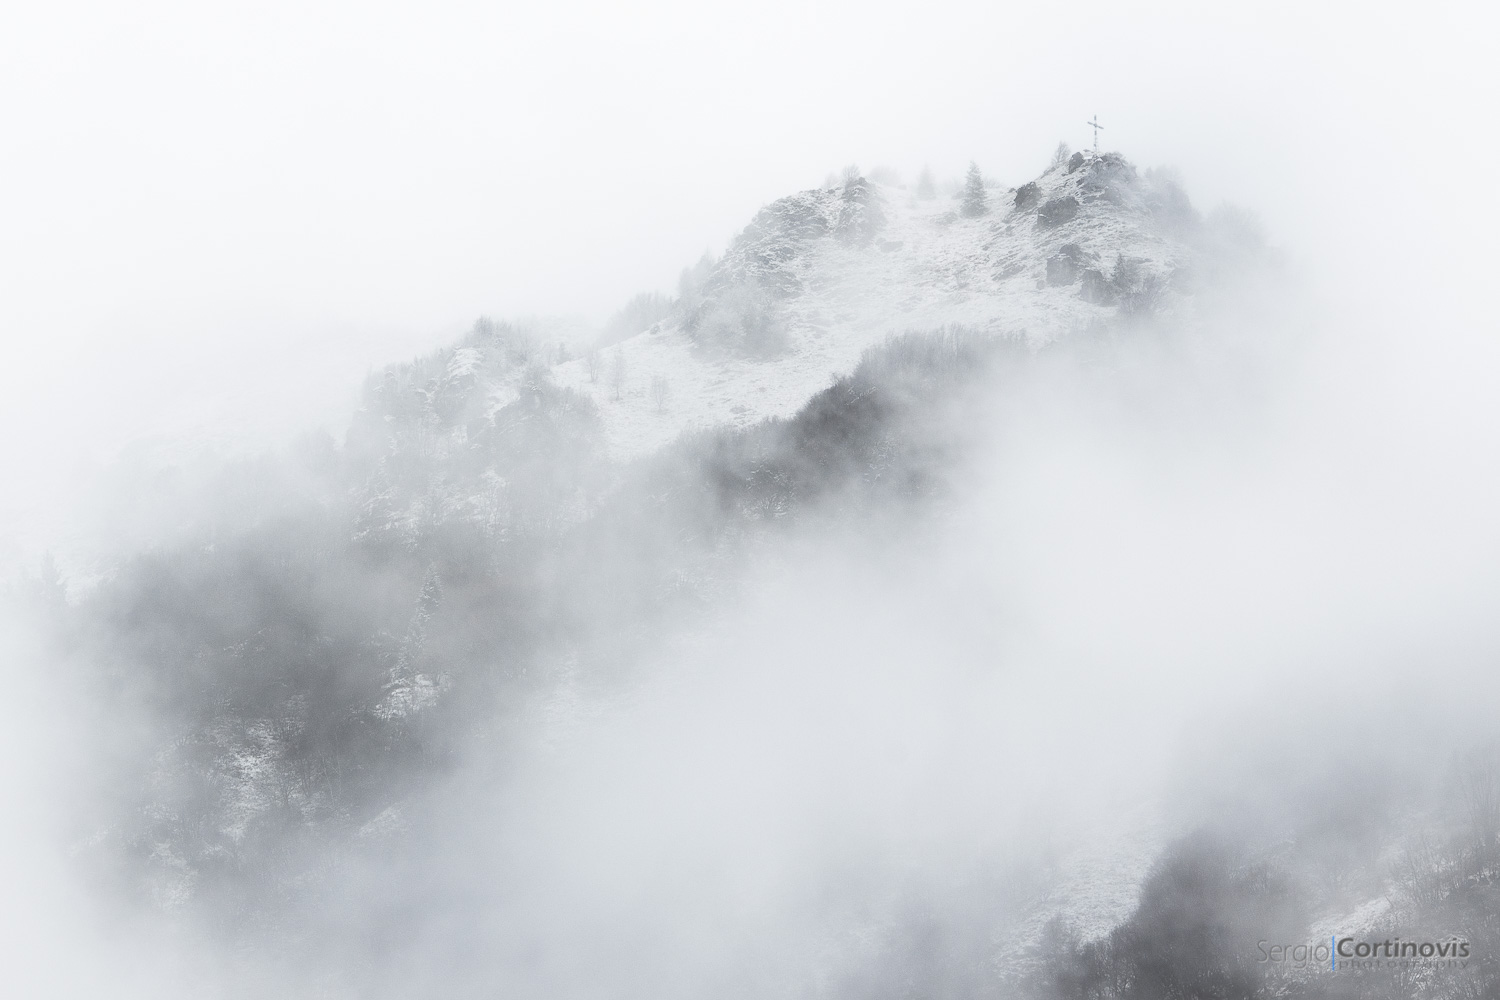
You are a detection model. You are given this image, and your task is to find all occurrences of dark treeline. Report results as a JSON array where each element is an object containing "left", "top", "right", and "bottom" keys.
[
  {"left": 1021, "top": 748, "right": 1500, "bottom": 1000},
  {"left": 34, "top": 307, "right": 1498, "bottom": 999},
  {"left": 51, "top": 325, "right": 1026, "bottom": 937},
  {"left": 809, "top": 738, "right": 1500, "bottom": 1000}
]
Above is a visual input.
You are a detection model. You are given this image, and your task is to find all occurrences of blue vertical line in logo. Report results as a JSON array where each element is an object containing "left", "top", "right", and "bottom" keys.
[{"left": 1332, "top": 936, "right": 1336, "bottom": 971}]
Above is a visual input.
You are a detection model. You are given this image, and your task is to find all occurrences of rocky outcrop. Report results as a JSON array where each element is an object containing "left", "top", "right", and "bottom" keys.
[
  {"left": 713, "top": 190, "right": 831, "bottom": 296},
  {"left": 707, "top": 176, "right": 885, "bottom": 297},
  {"left": 1037, "top": 195, "right": 1080, "bottom": 229},
  {"left": 1046, "top": 243, "right": 1095, "bottom": 286},
  {"left": 1076, "top": 152, "right": 1139, "bottom": 206},
  {"left": 1047, "top": 254, "right": 1079, "bottom": 286}
]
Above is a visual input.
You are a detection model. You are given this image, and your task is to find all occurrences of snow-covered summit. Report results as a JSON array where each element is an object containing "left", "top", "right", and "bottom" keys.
[
  {"left": 546, "top": 151, "right": 1200, "bottom": 459},
  {"left": 360, "top": 152, "right": 1204, "bottom": 467}
]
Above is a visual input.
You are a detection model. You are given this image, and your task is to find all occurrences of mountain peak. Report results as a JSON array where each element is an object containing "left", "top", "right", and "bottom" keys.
[
  {"left": 544, "top": 152, "right": 1202, "bottom": 458},
  {"left": 355, "top": 153, "right": 1211, "bottom": 464}
]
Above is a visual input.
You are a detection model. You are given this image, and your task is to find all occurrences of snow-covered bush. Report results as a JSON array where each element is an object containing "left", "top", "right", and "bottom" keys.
[{"left": 681, "top": 281, "right": 788, "bottom": 357}]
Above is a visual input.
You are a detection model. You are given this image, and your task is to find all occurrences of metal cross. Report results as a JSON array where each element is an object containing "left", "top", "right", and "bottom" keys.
[{"left": 1087, "top": 115, "right": 1104, "bottom": 154}]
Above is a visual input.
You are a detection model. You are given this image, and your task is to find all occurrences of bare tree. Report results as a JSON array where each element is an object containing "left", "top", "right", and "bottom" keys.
[
  {"left": 1052, "top": 141, "right": 1072, "bottom": 167},
  {"left": 1392, "top": 833, "right": 1456, "bottom": 911},
  {"left": 585, "top": 347, "right": 599, "bottom": 383},
  {"left": 609, "top": 348, "right": 627, "bottom": 401},
  {"left": 649, "top": 374, "right": 670, "bottom": 413},
  {"left": 1458, "top": 746, "right": 1500, "bottom": 866}
]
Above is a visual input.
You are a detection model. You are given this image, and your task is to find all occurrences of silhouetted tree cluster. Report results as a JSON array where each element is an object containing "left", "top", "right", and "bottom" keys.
[{"left": 65, "top": 325, "right": 1027, "bottom": 937}]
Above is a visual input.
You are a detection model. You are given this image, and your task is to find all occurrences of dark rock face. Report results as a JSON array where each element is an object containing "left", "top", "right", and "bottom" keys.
[
  {"left": 717, "top": 191, "right": 831, "bottom": 296},
  {"left": 742, "top": 193, "right": 830, "bottom": 247},
  {"left": 1080, "top": 268, "right": 1115, "bottom": 304},
  {"left": 1037, "top": 196, "right": 1079, "bottom": 229},
  {"left": 1014, "top": 182, "right": 1040, "bottom": 211},
  {"left": 1067, "top": 151, "right": 1086, "bottom": 173},
  {"left": 1046, "top": 244, "right": 1096, "bottom": 286},
  {"left": 1057, "top": 242, "right": 1090, "bottom": 262},
  {"left": 711, "top": 177, "right": 884, "bottom": 296},
  {"left": 1077, "top": 153, "right": 1139, "bottom": 206},
  {"left": 1046, "top": 254, "right": 1079, "bottom": 286}
]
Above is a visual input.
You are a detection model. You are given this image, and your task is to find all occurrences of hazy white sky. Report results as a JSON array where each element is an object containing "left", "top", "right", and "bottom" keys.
[
  {"left": 1, "top": 7, "right": 1498, "bottom": 992},
  {"left": 0, "top": 0, "right": 1491, "bottom": 549}
]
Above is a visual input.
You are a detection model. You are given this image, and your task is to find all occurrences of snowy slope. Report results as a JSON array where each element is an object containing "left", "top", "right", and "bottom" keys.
[{"left": 550, "top": 152, "right": 1197, "bottom": 459}]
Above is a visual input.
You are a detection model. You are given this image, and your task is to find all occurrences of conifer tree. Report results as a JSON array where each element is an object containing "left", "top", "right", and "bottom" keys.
[{"left": 960, "top": 161, "right": 987, "bottom": 217}]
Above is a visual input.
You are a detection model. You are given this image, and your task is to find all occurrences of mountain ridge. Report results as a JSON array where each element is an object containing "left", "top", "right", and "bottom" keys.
[
  {"left": 32, "top": 148, "right": 1313, "bottom": 999},
  {"left": 381, "top": 151, "right": 1213, "bottom": 467}
]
